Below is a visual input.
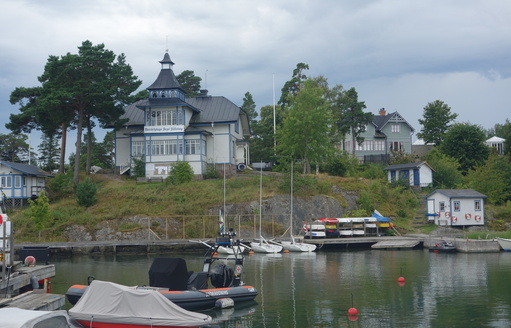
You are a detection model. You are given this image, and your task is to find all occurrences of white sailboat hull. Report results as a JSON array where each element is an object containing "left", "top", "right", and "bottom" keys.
[
  {"left": 281, "top": 241, "right": 317, "bottom": 252},
  {"left": 250, "top": 242, "right": 283, "bottom": 253}
]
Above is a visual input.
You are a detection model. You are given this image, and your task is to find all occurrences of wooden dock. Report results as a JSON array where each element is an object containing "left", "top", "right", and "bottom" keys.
[
  {"left": 1, "top": 263, "right": 56, "bottom": 297},
  {"left": 0, "top": 290, "right": 65, "bottom": 311},
  {"left": 302, "top": 235, "right": 425, "bottom": 249}
]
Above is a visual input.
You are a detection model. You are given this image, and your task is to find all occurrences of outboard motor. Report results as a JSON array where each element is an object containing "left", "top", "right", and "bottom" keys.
[{"left": 209, "top": 263, "right": 234, "bottom": 288}]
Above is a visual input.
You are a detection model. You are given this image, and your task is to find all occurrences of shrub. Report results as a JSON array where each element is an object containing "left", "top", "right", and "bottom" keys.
[
  {"left": 132, "top": 157, "right": 146, "bottom": 178},
  {"left": 203, "top": 164, "right": 219, "bottom": 179},
  {"left": 27, "top": 191, "right": 52, "bottom": 232},
  {"left": 76, "top": 178, "right": 97, "bottom": 207},
  {"left": 168, "top": 162, "right": 194, "bottom": 185},
  {"left": 47, "top": 172, "right": 74, "bottom": 200}
]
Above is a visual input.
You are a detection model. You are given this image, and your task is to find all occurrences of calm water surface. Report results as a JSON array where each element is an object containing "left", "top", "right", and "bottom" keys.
[{"left": 50, "top": 249, "right": 511, "bottom": 328}]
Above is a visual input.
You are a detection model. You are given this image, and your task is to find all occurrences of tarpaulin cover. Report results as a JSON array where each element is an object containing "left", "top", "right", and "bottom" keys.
[
  {"left": 0, "top": 308, "right": 72, "bottom": 328},
  {"left": 68, "top": 280, "right": 212, "bottom": 326},
  {"left": 149, "top": 257, "right": 189, "bottom": 290},
  {"left": 372, "top": 210, "right": 391, "bottom": 222}
]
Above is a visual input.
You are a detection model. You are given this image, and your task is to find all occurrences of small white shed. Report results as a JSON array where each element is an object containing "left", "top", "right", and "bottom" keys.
[
  {"left": 383, "top": 161, "right": 434, "bottom": 187},
  {"left": 425, "top": 189, "right": 486, "bottom": 226}
]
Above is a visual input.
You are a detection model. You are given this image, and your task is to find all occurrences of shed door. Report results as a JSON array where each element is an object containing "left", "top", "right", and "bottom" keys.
[
  {"left": 413, "top": 169, "right": 420, "bottom": 186},
  {"left": 427, "top": 199, "right": 435, "bottom": 214}
]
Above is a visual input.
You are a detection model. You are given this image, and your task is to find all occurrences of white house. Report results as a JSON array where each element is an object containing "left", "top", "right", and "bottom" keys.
[
  {"left": 425, "top": 189, "right": 486, "bottom": 226},
  {"left": 485, "top": 136, "right": 505, "bottom": 155},
  {"left": 383, "top": 161, "right": 434, "bottom": 187},
  {"left": 0, "top": 161, "right": 53, "bottom": 208},
  {"left": 113, "top": 52, "right": 251, "bottom": 177}
]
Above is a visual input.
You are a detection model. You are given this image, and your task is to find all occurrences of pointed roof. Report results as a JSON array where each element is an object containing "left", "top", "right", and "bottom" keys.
[
  {"left": 373, "top": 111, "right": 415, "bottom": 132},
  {"left": 147, "top": 52, "right": 185, "bottom": 92},
  {"left": 0, "top": 161, "right": 53, "bottom": 177}
]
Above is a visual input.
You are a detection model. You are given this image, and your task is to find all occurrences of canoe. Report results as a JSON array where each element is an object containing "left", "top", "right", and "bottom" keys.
[{"left": 496, "top": 237, "right": 511, "bottom": 251}]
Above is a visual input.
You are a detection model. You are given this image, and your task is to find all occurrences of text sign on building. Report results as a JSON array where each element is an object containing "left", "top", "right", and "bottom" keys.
[{"left": 144, "top": 125, "right": 185, "bottom": 133}]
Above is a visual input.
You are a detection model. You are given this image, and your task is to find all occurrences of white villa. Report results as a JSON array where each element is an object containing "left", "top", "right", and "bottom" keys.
[{"left": 114, "top": 52, "right": 251, "bottom": 177}]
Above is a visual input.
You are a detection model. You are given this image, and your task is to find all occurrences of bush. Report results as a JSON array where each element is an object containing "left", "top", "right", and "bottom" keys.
[
  {"left": 27, "top": 191, "right": 51, "bottom": 231},
  {"left": 76, "top": 178, "right": 97, "bottom": 207},
  {"left": 47, "top": 172, "right": 74, "bottom": 200},
  {"left": 168, "top": 162, "right": 194, "bottom": 185},
  {"left": 132, "top": 157, "right": 146, "bottom": 178},
  {"left": 203, "top": 164, "right": 219, "bottom": 179}
]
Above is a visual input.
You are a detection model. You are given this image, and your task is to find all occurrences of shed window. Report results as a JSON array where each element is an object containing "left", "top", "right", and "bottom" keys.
[
  {"left": 474, "top": 200, "right": 481, "bottom": 211},
  {"left": 439, "top": 202, "right": 445, "bottom": 211},
  {"left": 453, "top": 201, "right": 460, "bottom": 212}
]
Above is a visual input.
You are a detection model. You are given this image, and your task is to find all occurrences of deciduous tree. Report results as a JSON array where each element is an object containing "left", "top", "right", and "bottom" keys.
[
  {"left": 439, "top": 122, "right": 490, "bottom": 174},
  {"left": 417, "top": 100, "right": 458, "bottom": 146},
  {"left": 277, "top": 77, "right": 332, "bottom": 174}
]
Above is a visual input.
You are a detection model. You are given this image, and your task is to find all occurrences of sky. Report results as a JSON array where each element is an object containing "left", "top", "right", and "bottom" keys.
[{"left": 1, "top": 0, "right": 510, "bottom": 158}]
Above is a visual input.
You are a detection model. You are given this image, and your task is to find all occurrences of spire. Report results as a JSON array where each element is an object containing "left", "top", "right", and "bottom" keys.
[
  {"left": 147, "top": 52, "right": 184, "bottom": 94},
  {"left": 159, "top": 51, "right": 174, "bottom": 70}
]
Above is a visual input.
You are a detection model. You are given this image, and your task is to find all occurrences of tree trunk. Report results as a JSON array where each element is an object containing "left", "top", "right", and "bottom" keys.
[
  {"left": 59, "top": 122, "right": 67, "bottom": 174},
  {"left": 74, "top": 108, "right": 84, "bottom": 185},
  {"left": 86, "top": 116, "right": 92, "bottom": 176}
]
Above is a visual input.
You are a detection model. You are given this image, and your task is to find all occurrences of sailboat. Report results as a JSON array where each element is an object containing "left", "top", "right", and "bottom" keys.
[
  {"left": 250, "top": 162, "right": 282, "bottom": 253},
  {"left": 281, "top": 162, "right": 316, "bottom": 252}
]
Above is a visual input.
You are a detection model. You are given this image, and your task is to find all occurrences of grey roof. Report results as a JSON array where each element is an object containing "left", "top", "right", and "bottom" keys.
[
  {"left": 0, "top": 161, "right": 53, "bottom": 177},
  {"left": 146, "top": 53, "right": 185, "bottom": 92},
  {"left": 146, "top": 69, "right": 185, "bottom": 92},
  {"left": 118, "top": 95, "right": 250, "bottom": 135},
  {"left": 384, "top": 161, "right": 434, "bottom": 171},
  {"left": 188, "top": 96, "right": 241, "bottom": 123},
  {"left": 136, "top": 98, "right": 199, "bottom": 112},
  {"left": 426, "top": 189, "right": 487, "bottom": 199},
  {"left": 373, "top": 111, "right": 415, "bottom": 133}
]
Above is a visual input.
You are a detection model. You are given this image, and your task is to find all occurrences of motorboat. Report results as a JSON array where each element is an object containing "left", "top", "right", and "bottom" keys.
[
  {"left": 66, "top": 231, "right": 258, "bottom": 311},
  {"left": 429, "top": 240, "right": 457, "bottom": 253},
  {"left": 0, "top": 307, "right": 79, "bottom": 328},
  {"left": 68, "top": 280, "right": 213, "bottom": 328},
  {"left": 495, "top": 237, "right": 511, "bottom": 251}
]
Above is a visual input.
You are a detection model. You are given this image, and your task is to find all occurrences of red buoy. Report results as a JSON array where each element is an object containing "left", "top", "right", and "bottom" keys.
[
  {"left": 348, "top": 307, "right": 358, "bottom": 316},
  {"left": 398, "top": 276, "right": 405, "bottom": 283}
]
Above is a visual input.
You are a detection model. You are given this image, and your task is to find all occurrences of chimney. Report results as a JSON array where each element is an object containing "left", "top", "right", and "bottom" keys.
[
  {"left": 379, "top": 108, "right": 386, "bottom": 116},
  {"left": 199, "top": 89, "right": 209, "bottom": 96}
]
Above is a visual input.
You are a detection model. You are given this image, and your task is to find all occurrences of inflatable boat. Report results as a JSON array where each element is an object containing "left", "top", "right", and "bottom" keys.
[{"left": 66, "top": 230, "right": 258, "bottom": 311}]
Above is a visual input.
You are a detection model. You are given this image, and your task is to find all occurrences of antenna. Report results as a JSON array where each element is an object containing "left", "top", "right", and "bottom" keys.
[
  {"left": 165, "top": 35, "right": 169, "bottom": 52},
  {"left": 205, "top": 69, "right": 208, "bottom": 90}
]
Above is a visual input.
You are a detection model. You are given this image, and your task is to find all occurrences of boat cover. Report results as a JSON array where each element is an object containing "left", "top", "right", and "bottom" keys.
[
  {"left": 0, "top": 308, "right": 73, "bottom": 328},
  {"left": 149, "top": 257, "right": 190, "bottom": 290},
  {"left": 68, "top": 280, "right": 212, "bottom": 326}
]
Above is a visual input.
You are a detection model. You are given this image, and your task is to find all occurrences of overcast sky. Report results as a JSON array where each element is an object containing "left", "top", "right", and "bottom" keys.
[{"left": 1, "top": 0, "right": 510, "bottom": 156}]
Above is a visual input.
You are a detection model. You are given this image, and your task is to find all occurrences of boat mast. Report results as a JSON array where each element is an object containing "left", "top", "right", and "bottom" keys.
[
  {"left": 259, "top": 162, "right": 263, "bottom": 245},
  {"left": 290, "top": 161, "right": 294, "bottom": 243}
]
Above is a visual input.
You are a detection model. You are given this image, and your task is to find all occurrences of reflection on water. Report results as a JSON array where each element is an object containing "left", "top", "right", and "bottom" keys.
[{"left": 51, "top": 250, "right": 511, "bottom": 328}]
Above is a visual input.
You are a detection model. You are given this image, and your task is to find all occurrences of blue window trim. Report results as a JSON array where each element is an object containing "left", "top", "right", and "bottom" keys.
[
  {"left": 453, "top": 201, "right": 461, "bottom": 212},
  {"left": 474, "top": 200, "right": 482, "bottom": 211}
]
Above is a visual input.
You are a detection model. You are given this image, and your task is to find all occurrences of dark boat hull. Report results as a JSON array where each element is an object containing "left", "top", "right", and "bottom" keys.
[{"left": 66, "top": 284, "right": 258, "bottom": 311}]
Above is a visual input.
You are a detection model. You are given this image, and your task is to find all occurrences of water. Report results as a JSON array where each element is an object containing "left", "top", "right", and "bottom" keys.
[{"left": 50, "top": 249, "right": 511, "bottom": 328}]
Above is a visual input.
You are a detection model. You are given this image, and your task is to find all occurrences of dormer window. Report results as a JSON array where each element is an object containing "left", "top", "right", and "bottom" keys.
[
  {"left": 152, "top": 92, "right": 158, "bottom": 98},
  {"left": 161, "top": 92, "right": 166, "bottom": 98}
]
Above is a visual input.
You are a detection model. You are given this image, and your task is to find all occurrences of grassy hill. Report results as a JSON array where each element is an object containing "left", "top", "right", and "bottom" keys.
[{"left": 9, "top": 171, "right": 510, "bottom": 242}]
